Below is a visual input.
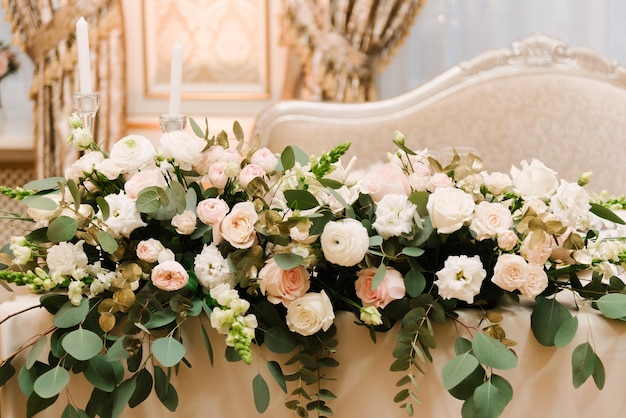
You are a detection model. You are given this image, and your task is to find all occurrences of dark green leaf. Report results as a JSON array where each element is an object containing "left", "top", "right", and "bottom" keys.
[
  {"left": 129, "top": 369, "right": 153, "bottom": 408},
  {"left": 103, "top": 337, "right": 130, "bottom": 362},
  {"left": 0, "top": 357, "right": 16, "bottom": 386},
  {"left": 596, "top": 293, "right": 626, "bottom": 319},
  {"left": 52, "top": 298, "right": 89, "bottom": 328},
  {"left": 265, "top": 326, "right": 297, "bottom": 354},
  {"left": 47, "top": 216, "right": 78, "bottom": 242},
  {"left": 84, "top": 356, "right": 119, "bottom": 392},
  {"left": 111, "top": 378, "right": 137, "bottom": 418},
  {"left": 590, "top": 202, "right": 625, "bottom": 224},
  {"left": 448, "top": 364, "right": 486, "bottom": 400},
  {"left": 267, "top": 360, "right": 287, "bottom": 393},
  {"left": 284, "top": 189, "right": 319, "bottom": 210},
  {"left": 281, "top": 146, "right": 296, "bottom": 171},
  {"left": 489, "top": 374, "right": 513, "bottom": 404},
  {"left": 96, "top": 196, "right": 110, "bottom": 220},
  {"left": 592, "top": 353, "right": 606, "bottom": 389},
  {"left": 154, "top": 366, "right": 178, "bottom": 411},
  {"left": 26, "top": 391, "right": 58, "bottom": 418},
  {"left": 253, "top": 373, "right": 270, "bottom": 413},
  {"left": 33, "top": 365, "right": 70, "bottom": 398},
  {"left": 554, "top": 315, "right": 578, "bottom": 347},
  {"left": 473, "top": 380, "right": 509, "bottom": 418},
  {"left": 472, "top": 333, "right": 517, "bottom": 370},
  {"left": 61, "top": 403, "right": 80, "bottom": 418},
  {"left": 531, "top": 296, "right": 572, "bottom": 346},
  {"left": 404, "top": 267, "right": 426, "bottom": 298},
  {"left": 199, "top": 322, "right": 214, "bottom": 366},
  {"left": 454, "top": 337, "right": 472, "bottom": 355},
  {"left": 442, "top": 352, "right": 479, "bottom": 390},
  {"left": 572, "top": 342, "right": 595, "bottom": 388},
  {"left": 97, "top": 230, "right": 118, "bottom": 254}
]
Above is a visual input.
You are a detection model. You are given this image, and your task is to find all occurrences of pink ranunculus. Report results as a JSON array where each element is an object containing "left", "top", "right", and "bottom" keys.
[
  {"left": 151, "top": 260, "right": 189, "bottom": 291},
  {"left": 360, "top": 163, "right": 410, "bottom": 202},
  {"left": 250, "top": 147, "right": 278, "bottom": 173},
  {"left": 124, "top": 169, "right": 167, "bottom": 199},
  {"left": 171, "top": 210, "right": 197, "bottom": 235},
  {"left": 220, "top": 201, "right": 258, "bottom": 249},
  {"left": 259, "top": 258, "right": 310, "bottom": 306},
  {"left": 136, "top": 238, "right": 166, "bottom": 263},
  {"left": 355, "top": 267, "right": 406, "bottom": 308},
  {"left": 239, "top": 164, "right": 266, "bottom": 189},
  {"left": 208, "top": 161, "right": 229, "bottom": 189},
  {"left": 196, "top": 198, "right": 230, "bottom": 225}
]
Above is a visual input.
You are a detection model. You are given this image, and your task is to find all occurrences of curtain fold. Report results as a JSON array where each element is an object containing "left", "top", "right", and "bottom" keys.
[
  {"left": 280, "top": 0, "right": 424, "bottom": 102},
  {"left": 2, "top": 0, "right": 126, "bottom": 178}
]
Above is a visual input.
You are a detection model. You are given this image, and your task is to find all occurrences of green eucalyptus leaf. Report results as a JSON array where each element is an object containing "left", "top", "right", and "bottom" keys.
[
  {"left": 152, "top": 337, "right": 186, "bottom": 367},
  {"left": 136, "top": 186, "right": 166, "bottom": 213},
  {"left": 531, "top": 296, "right": 572, "bottom": 346},
  {"left": 154, "top": 366, "right": 178, "bottom": 411},
  {"left": 442, "top": 352, "right": 479, "bottom": 390},
  {"left": 489, "top": 374, "right": 513, "bottom": 404},
  {"left": 448, "top": 364, "right": 486, "bottom": 400},
  {"left": 454, "top": 337, "right": 473, "bottom": 355},
  {"left": 596, "top": 293, "right": 626, "bottom": 319},
  {"left": 33, "top": 365, "right": 70, "bottom": 398},
  {"left": 267, "top": 360, "right": 287, "bottom": 393},
  {"left": 61, "top": 403, "right": 80, "bottom": 418},
  {"left": 401, "top": 246, "right": 425, "bottom": 257},
  {"left": 97, "top": 230, "right": 119, "bottom": 254},
  {"left": 189, "top": 117, "right": 205, "bottom": 138},
  {"left": 129, "top": 369, "right": 153, "bottom": 408},
  {"left": 52, "top": 298, "right": 89, "bottom": 328},
  {"left": 24, "top": 177, "right": 65, "bottom": 191},
  {"left": 143, "top": 309, "right": 177, "bottom": 329},
  {"left": 62, "top": 328, "right": 103, "bottom": 361},
  {"left": 284, "top": 189, "right": 319, "bottom": 211},
  {"left": 253, "top": 373, "right": 270, "bottom": 413},
  {"left": 281, "top": 146, "right": 296, "bottom": 171},
  {"left": 472, "top": 332, "right": 517, "bottom": 370},
  {"left": 592, "top": 352, "right": 606, "bottom": 390},
  {"left": 22, "top": 196, "right": 58, "bottom": 210},
  {"left": 104, "top": 337, "right": 131, "bottom": 362},
  {"left": 371, "top": 263, "right": 387, "bottom": 291},
  {"left": 84, "top": 356, "right": 119, "bottom": 392},
  {"left": 572, "top": 342, "right": 595, "bottom": 388},
  {"left": 473, "top": 379, "right": 509, "bottom": 418},
  {"left": 40, "top": 293, "right": 70, "bottom": 314},
  {"left": 274, "top": 253, "right": 304, "bottom": 270},
  {"left": 199, "top": 321, "right": 214, "bottom": 366},
  {"left": 185, "top": 188, "right": 198, "bottom": 211},
  {"left": 404, "top": 267, "right": 426, "bottom": 298},
  {"left": 26, "top": 391, "right": 58, "bottom": 418},
  {"left": 265, "top": 326, "right": 297, "bottom": 354},
  {"left": 369, "top": 235, "right": 383, "bottom": 247},
  {"left": 96, "top": 196, "right": 110, "bottom": 220},
  {"left": 26, "top": 335, "right": 47, "bottom": 369},
  {"left": 66, "top": 179, "right": 81, "bottom": 209},
  {"left": 47, "top": 216, "right": 78, "bottom": 242},
  {"left": 111, "top": 378, "right": 137, "bottom": 418},
  {"left": 233, "top": 120, "right": 244, "bottom": 141},
  {"left": 554, "top": 315, "right": 579, "bottom": 347},
  {"left": 0, "top": 357, "right": 15, "bottom": 386}
]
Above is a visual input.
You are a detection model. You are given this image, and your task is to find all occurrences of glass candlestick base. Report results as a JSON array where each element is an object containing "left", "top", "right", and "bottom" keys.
[
  {"left": 73, "top": 92, "right": 101, "bottom": 136},
  {"left": 159, "top": 114, "right": 188, "bottom": 133}
]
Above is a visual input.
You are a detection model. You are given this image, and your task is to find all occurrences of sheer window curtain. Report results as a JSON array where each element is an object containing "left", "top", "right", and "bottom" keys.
[{"left": 377, "top": 0, "right": 626, "bottom": 98}]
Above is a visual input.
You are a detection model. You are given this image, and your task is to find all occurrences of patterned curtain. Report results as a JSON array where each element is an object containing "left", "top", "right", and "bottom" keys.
[
  {"left": 2, "top": 0, "right": 126, "bottom": 178},
  {"left": 280, "top": 0, "right": 424, "bottom": 102}
]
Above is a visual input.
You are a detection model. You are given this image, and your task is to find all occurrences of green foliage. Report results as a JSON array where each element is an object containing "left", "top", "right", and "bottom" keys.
[
  {"left": 596, "top": 293, "right": 626, "bottom": 319},
  {"left": 253, "top": 373, "right": 270, "bottom": 413},
  {"left": 152, "top": 337, "right": 186, "bottom": 367},
  {"left": 471, "top": 333, "right": 517, "bottom": 370},
  {"left": 530, "top": 297, "right": 573, "bottom": 346},
  {"left": 52, "top": 298, "right": 89, "bottom": 328},
  {"left": 62, "top": 328, "right": 103, "bottom": 361}
]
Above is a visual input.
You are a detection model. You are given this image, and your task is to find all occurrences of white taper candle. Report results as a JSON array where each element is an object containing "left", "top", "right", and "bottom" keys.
[{"left": 76, "top": 17, "right": 93, "bottom": 94}]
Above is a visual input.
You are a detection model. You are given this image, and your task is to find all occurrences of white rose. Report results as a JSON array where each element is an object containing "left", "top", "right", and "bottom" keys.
[
  {"left": 320, "top": 219, "right": 369, "bottom": 267},
  {"left": 426, "top": 187, "right": 475, "bottom": 234},
  {"left": 124, "top": 169, "right": 167, "bottom": 199},
  {"left": 220, "top": 201, "right": 258, "bottom": 249},
  {"left": 68, "top": 128, "right": 93, "bottom": 150},
  {"left": 519, "top": 263, "right": 548, "bottom": 298},
  {"left": 470, "top": 201, "right": 513, "bottom": 241},
  {"left": 109, "top": 134, "right": 157, "bottom": 173},
  {"left": 160, "top": 131, "right": 205, "bottom": 171},
  {"left": 250, "top": 147, "right": 278, "bottom": 173},
  {"left": 239, "top": 164, "right": 266, "bottom": 189},
  {"left": 372, "top": 193, "right": 417, "bottom": 239},
  {"left": 65, "top": 151, "right": 105, "bottom": 182},
  {"left": 98, "top": 191, "right": 147, "bottom": 238},
  {"left": 510, "top": 159, "right": 559, "bottom": 200},
  {"left": 94, "top": 158, "right": 124, "bottom": 180},
  {"left": 286, "top": 290, "right": 335, "bottom": 336},
  {"left": 407, "top": 173, "right": 430, "bottom": 192},
  {"left": 483, "top": 171, "right": 512, "bottom": 196},
  {"left": 497, "top": 230, "right": 519, "bottom": 251},
  {"left": 136, "top": 238, "right": 165, "bottom": 263},
  {"left": 491, "top": 254, "right": 528, "bottom": 292},
  {"left": 434, "top": 255, "right": 486, "bottom": 303},
  {"left": 194, "top": 243, "right": 234, "bottom": 290},
  {"left": 550, "top": 180, "right": 591, "bottom": 228},
  {"left": 171, "top": 210, "right": 197, "bottom": 235}
]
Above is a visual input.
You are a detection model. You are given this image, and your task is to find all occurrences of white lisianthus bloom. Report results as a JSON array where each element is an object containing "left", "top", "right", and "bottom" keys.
[
  {"left": 68, "top": 127, "right": 93, "bottom": 150},
  {"left": 470, "top": 201, "right": 514, "bottom": 241},
  {"left": 65, "top": 151, "right": 105, "bottom": 182},
  {"left": 194, "top": 243, "right": 234, "bottom": 290},
  {"left": 47, "top": 241, "right": 89, "bottom": 279},
  {"left": 434, "top": 255, "right": 486, "bottom": 303},
  {"left": 510, "top": 159, "right": 559, "bottom": 200},
  {"left": 286, "top": 290, "right": 335, "bottom": 336},
  {"left": 426, "top": 187, "right": 475, "bottom": 234},
  {"left": 320, "top": 218, "right": 369, "bottom": 267},
  {"left": 94, "top": 158, "right": 124, "bottom": 180},
  {"left": 109, "top": 134, "right": 157, "bottom": 173},
  {"left": 550, "top": 180, "right": 591, "bottom": 228},
  {"left": 171, "top": 210, "right": 197, "bottom": 235},
  {"left": 160, "top": 131, "right": 205, "bottom": 171},
  {"left": 372, "top": 193, "right": 417, "bottom": 239},
  {"left": 98, "top": 191, "right": 147, "bottom": 238}
]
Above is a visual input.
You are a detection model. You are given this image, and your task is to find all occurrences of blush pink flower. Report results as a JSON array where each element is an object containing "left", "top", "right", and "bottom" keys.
[
  {"left": 151, "top": 260, "right": 189, "bottom": 291},
  {"left": 355, "top": 267, "right": 406, "bottom": 308},
  {"left": 259, "top": 258, "right": 310, "bottom": 306}
]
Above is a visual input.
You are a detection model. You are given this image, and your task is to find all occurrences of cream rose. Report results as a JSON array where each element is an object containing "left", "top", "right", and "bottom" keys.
[
  {"left": 426, "top": 187, "right": 475, "bottom": 234},
  {"left": 434, "top": 255, "right": 486, "bottom": 303},
  {"left": 286, "top": 290, "right": 335, "bottom": 336},
  {"left": 197, "top": 198, "right": 229, "bottom": 225},
  {"left": 360, "top": 163, "right": 410, "bottom": 202},
  {"left": 151, "top": 260, "right": 189, "bottom": 291},
  {"left": 510, "top": 159, "right": 559, "bottom": 200},
  {"left": 320, "top": 219, "right": 369, "bottom": 267},
  {"left": 109, "top": 134, "right": 157, "bottom": 173},
  {"left": 136, "top": 238, "right": 166, "bottom": 263},
  {"left": 427, "top": 172, "right": 454, "bottom": 192},
  {"left": 519, "top": 263, "right": 549, "bottom": 298},
  {"left": 491, "top": 254, "right": 528, "bottom": 292},
  {"left": 470, "top": 201, "right": 513, "bottom": 241},
  {"left": 519, "top": 230, "right": 554, "bottom": 265},
  {"left": 483, "top": 171, "right": 513, "bottom": 196},
  {"left": 220, "top": 201, "right": 258, "bottom": 249},
  {"left": 259, "top": 258, "right": 311, "bottom": 306},
  {"left": 355, "top": 267, "right": 406, "bottom": 308},
  {"left": 497, "top": 230, "right": 519, "bottom": 251}
]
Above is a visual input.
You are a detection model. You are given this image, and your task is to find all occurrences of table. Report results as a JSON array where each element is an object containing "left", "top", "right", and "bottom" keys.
[{"left": 1, "top": 285, "right": 625, "bottom": 417}]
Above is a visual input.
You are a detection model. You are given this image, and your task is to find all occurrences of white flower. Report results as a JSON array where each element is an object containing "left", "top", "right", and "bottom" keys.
[
  {"left": 320, "top": 218, "right": 369, "bottom": 267},
  {"left": 194, "top": 243, "right": 234, "bottom": 290},
  {"left": 550, "top": 180, "right": 591, "bottom": 228},
  {"left": 497, "top": 230, "right": 519, "bottom": 251},
  {"left": 109, "top": 134, "right": 157, "bottom": 173},
  {"left": 359, "top": 306, "right": 383, "bottom": 326},
  {"left": 160, "top": 131, "right": 205, "bottom": 170},
  {"left": 426, "top": 187, "right": 475, "bottom": 234},
  {"left": 491, "top": 254, "right": 528, "bottom": 292},
  {"left": 210, "top": 307, "right": 235, "bottom": 334},
  {"left": 510, "top": 159, "right": 559, "bottom": 200},
  {"left": 427, "top": 172, "right": 454, "bottom": 192},
  {"left": 220, "top": 202, "right": 258, "bottom": 249},
  {"left": 434, "top": 255, "right": 486, "bottom": 303},
  {"left": 10, "top": 236, "right": 31, "bottom": 265},
  {"left": 210, "top": 283, "right": 240, "bottom": 307},
  {"left": 483, "top": 171, "right": 512, "bottom": 196},
  {"left": 372, "top": 193, "right": 417, "bottom": 239},
  {"left": 65, "top": 151, "right": 105, "bottom": 182},
  {"left": 98, "top": 191, "right": 147, "bottom": 238},
  {"left": 136, "top": 238, "right": 166, "bottom": 263},
  {"left": 470, "top": 201, "right": 513, "bottom": 241},
  {"left": 286, "top": 290, "right": 335, "bottom": 336},
  {"left": 68, "top": 112, "right": 82, "bottom": 128},
  {"left": 68, "top": 128, "right": 93, "bottom": 150},
  {"left": 47, "top": 241, "right": 89, "bottom": 279},
  {"left": 68, "top": 280, "right": 85, "bottom": 306},
  {"left": 519, "top": 263, "right": 549, "bottom": 298},
  {"left": 171, "top": 210, "right": 197, "bottom": 235},
  {"left": 94, "top": 158, "right": 124, "bottom": 180}
]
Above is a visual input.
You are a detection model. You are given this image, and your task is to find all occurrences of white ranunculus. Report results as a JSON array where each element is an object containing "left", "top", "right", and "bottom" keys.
[
  {"left": 94, "top": 158, "right": 124, "bottom": 180},
  {"left": 171, "top": 210, "right": 197, "bottom": 235},
  {"left": 220, "top": 201, "right": 258, "bottom": 249},
  {"left": 320, "top": 218, "right": 369, "bottom": 267},
  {"left": 98, "top": 191, "right": 147, "bottom": 238},
  {"left": 426, "top": 187, "right": 475, "bottom": 234},
  {"left": 372, "top": 193, "right": 417, "bottom": 239},
  {"left": 510, "top": 159, "right": 559, "bottom": 200},
  {"left": 160, "top": 131, "right": 205, "bottom": 171},
  {"left": 109, "top": 134, "right": 157, "bottom": 173},
  {"left": 550, "top": 180, "right": 591, "bottom": 228},
  {"left": 194, "top": 243, "right": 234, "bottom": 290},
  {"left": 286, "top": 290, "right": 335, "bottom": 336},
  {"left": 65, "top": 151, "right": 105, "bottom": 182},
  {"left": 47, "top": 241, "right": 89, "bottom": 279},
  {"left": 434, "top": 255, "right": 486, "bottom": 303},
  {"left": 470, "top": 201, "right": 513, "bottom": 241},
  {"left": 491, "top": 254, "right": 528, "bottom": 292}
]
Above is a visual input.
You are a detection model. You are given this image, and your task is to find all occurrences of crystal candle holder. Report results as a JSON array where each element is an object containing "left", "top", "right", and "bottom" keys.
[
  {"left": 159, "top": 114, "right": 188, "bottom": 133},
  {"left": 73, "top": 92, "right": 101, "bottom": 136}
]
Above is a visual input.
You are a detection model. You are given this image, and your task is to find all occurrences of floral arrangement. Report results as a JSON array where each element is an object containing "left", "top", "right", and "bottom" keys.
[
  {"left": 0, "top": 41, "right": 19, "bottom": 81},
  {"left": 1, "top": 115, "right": 626, "bottom": 418}
]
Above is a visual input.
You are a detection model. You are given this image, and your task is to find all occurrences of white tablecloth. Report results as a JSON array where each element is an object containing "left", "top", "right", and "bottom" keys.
[{"left": 1, "top": 285, "right": 625, "bottom": 418}]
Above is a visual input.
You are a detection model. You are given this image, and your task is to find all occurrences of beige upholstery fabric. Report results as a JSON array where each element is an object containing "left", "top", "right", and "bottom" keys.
[{"left": 253, "top": 33, "right": 626, "bottom": 194}]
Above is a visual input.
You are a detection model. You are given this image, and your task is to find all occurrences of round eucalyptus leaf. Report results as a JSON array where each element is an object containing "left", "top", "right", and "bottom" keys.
[
  {"left": 47, "top": 216, "right": 78, "bottom": 242},
  {"left": 152, "top": 337, "right": 186, "bottom": 367},
  {"left": 472, "top": 332, "right": 517, "bottom": 370},
  {"left": 62, "top": 328, "right": 103, "bottom": 361},
  {"left": 52, "top": 298, "right": 89, "bottom": 328},
  {"left": 473, "top": 380, "right": 509, "bottom": 418},
  {"left": 33, "top": 366, "right": 70, "bottom": 398},
  {"left": 596, "top": 293, "right": 626, "bottom": 319},
  {"left": 442, "top": 352, "right": 480, "bottom": 390}
]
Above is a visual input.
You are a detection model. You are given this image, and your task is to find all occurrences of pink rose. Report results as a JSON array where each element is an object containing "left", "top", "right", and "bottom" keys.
[
  {"left": 136, "top": 238, "right": 165, "bottom": 263},
  {"left": 497, "top": 230, "right": 519, "bottom": 251},
  {"left": 171, "top": 210, "right": 197, "bottom": 235},
  {"left": 250, "top": 148, "right": 278, "bottom": 173},
  {"left": 208, "top": 161, "right": 229, "bottom": 189},
  {"left": 151, "top": 260, "right": 189, "bottom": 291},
  {"left": 427, "top": 172, "right": 454, "bottom": 192},
  {"left": 519, "top": 263, "right": 549, "bottom": 298},
  {"left": 520, "top": 230, "right": 554, "bottom": 264},
  {"left": 355, "top": 267, "right": 406, "bottom": 308},
  {"left": 124, "top": 169, "right": 167, "bottom": 199},
  {"left": 491, "top": 254, "right": 528, "bottom": 292},
  {"left": 259, "top": 258, "right": 310, "bottom": 306},
  {"left": 220, "top": 201, "right": 258, "bottom": 249},
  {"left": 197, "top": 198, "right": 229, "bottom": 225},
  {"left": 239, "top": 164, "right": 266, "bottom": 189},
  {"left": 360, "top": 163, "right": 410, "bottom": 202}
]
